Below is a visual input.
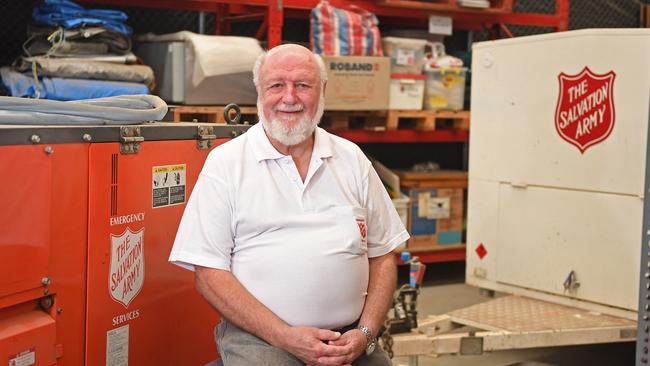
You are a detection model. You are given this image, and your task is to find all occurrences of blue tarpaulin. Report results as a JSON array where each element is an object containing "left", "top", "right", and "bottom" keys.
[
  {"left": 32, "top": 0, "right": 132, "bottom": 35},
  {"left": 1, "top": 67, "right": 148, "bottom": 101}
]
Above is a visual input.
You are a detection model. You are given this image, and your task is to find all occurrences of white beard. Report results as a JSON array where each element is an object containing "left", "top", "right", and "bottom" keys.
[{"left": 258, "top": 94, "right": 325, "bottom": 146}]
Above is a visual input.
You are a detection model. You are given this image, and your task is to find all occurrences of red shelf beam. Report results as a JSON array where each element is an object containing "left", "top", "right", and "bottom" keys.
[{"left": 395, "top": 247, "right": 466, "bottom": 264}]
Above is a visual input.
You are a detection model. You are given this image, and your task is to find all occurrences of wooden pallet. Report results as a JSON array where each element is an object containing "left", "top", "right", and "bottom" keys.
[
  {"left": 389, "top": 110, "right": 470, "bottom": 131},
  {"left": 321, "top": 110, "right": 470, "bottom": 131},
  {"left": 168, "top": 106, "right": 470, "bottom": 132},
  {"left": 322, "top": 111, "right": 386, "bottom": 131},
  {"left": 391, "top": 295, "right": 636, "bottom": 357},
  {"left": 168, "top": 105, "right": 258, "bottom": 124}
]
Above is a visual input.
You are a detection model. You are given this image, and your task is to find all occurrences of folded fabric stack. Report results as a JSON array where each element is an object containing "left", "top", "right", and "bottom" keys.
[{"left": 1, "top": 0, "right": 154, "bottom": 101}]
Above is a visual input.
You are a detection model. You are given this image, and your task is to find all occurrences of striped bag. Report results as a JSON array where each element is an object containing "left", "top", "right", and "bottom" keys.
[{"left": 310, "top": 0, "right": 383, "bottom": 56}]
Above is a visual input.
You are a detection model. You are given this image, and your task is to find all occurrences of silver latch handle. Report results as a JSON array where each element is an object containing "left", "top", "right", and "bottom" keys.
[{"left": 120, "top": 135, "right": 144, "bottom": 143}]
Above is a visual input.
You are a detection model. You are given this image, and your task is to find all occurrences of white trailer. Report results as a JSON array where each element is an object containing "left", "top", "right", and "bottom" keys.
[{"left": 389, "top": 29, "right": 650, "bottom": 360}]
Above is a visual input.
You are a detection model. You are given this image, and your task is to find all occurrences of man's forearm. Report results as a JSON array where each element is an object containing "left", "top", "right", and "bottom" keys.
[
  {"left": 358, "top": 253, "right": 397, "bottom": 337},
  {"left": 194, "top": 266, "right": 289, "bottom": 347}
]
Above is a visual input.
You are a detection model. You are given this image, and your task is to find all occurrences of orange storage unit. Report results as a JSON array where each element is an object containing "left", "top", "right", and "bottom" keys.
[{"left": 0, "top": 123, "right": 248, "bottom": 365}]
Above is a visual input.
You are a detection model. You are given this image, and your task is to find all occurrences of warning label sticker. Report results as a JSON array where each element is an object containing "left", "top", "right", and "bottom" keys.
[
  {"left": 152, "top": 164, "right": 186, "bottom": 208},
  {"left": 9, "top": 349, "right": 35, "bottom": 366},
  {"left": 107, "top": 324, "right": 129, "bottom": 366}
]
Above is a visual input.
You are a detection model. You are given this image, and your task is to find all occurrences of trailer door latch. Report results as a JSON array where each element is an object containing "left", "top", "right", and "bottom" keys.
[
  {"left": 119, "top": 126, "right": 144, "bottom": 154},
  {"left": 197, "top": 126, "right": 217, "bottom": 150}
]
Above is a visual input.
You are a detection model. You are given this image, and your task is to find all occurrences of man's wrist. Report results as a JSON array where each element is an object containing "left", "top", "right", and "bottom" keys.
[{"left": 356, "top": 325, "right": 377, "bottom": 355}]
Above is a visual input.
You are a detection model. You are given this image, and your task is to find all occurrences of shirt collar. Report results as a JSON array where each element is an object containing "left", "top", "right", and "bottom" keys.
[
  {"left": 249, "top": 123, "right": 333, "bottom": 162},
  {"left": 312, "top": 126, "right": 333, "bottom": 160},
  {"left": 249, "top": 123, "right": 285, "bottom": 162}
]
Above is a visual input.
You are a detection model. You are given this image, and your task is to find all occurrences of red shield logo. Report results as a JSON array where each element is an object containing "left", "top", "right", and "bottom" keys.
[
  {"left": 555, "top": 67, "right": 616, "bottom": 153},
  {"left": 109, "top": 227, "right": 145, "bottom": 308},
  {"left": 356, "top": 217, "right": 367, "bottom": 245}
]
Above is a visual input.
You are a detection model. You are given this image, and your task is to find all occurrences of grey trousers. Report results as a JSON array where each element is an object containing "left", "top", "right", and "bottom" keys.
[{"left": 215, "top": 320, "right": 392, "bottom": 366}]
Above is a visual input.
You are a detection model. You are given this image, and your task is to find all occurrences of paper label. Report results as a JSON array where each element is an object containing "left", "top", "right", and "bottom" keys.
[
  {"left": 152, "top": 164, "right": 186, "bottom": 208},
  {"left": 8, "top": 349, "right": 35, "bottom": 366},
  {"left": 396, "top": 49, "right": 415, "bottom": 66},
  {"left": 429, "top": 15, "right": 453, "bottom": 35},
  {"left": 427, "top": 197, "right": 450, "bottom": 219},
  {"left": 107, "top": 325, "right": 129, "bottom": 366},
  {"left": 417, "top": 192, "right": 431, "bottom": 218}
]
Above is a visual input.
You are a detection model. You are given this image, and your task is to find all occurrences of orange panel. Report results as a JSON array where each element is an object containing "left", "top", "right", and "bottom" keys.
[
  {"left": 0, "top": 307, "right": 57, "bottom": 366},
  {"left": 49, "top": 144, "right": 90, "bottom": 366},
  {"left": 86, "top": 139, "right": 224, "bottom": 365},
  {"left": 0, "top": 143, "right": 89, "bottom": 365},
  {"left": 0, "top": 145, "right": 51, "bottom": 306}
]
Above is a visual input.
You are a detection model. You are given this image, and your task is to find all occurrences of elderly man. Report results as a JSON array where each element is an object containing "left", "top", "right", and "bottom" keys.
[{"left": 169, "top": 44, "right": 409, "bottom": 366}]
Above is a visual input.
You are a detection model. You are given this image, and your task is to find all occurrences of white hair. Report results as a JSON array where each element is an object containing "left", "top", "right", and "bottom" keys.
[{"left": 252, "top": 45, "right": 328, "bottom": 91}]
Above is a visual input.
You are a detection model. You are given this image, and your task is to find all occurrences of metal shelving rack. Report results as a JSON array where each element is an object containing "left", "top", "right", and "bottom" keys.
[
  {"left": 77, "top": 0, "right": 567, "bottom": 264},
  {"left": 79, "top": 0, "right": 569, "bottom": 48}
]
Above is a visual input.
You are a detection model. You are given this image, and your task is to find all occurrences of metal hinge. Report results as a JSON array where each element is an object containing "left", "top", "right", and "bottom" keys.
[
  {"left": 120, "top": 126, "right": 144, "bottom": 154},
  {"left": 510, "top": 181, "right": 529, "bottom": 189},
  {"left": 197, "top": 126, "right": 216, "bottom": 150}
]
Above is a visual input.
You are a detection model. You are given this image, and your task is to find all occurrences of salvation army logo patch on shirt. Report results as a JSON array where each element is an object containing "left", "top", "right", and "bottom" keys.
[
  {"left": 555, "top": 67, "right": 616, "bottom": 154},
  {"left": 356, "top": 217, "right": 367, "bottom": 246}
]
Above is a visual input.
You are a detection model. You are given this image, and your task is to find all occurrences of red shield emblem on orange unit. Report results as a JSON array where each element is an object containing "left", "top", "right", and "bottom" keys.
[
  {"left": 555, "top": 67, "right": 616, "bottom": 153},
  {"left": 109, "top": 227, "right": 145, "bottom": 308}
]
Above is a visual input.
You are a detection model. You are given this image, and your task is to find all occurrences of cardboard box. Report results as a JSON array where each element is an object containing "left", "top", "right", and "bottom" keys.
[
  {"left": 323, "top": 56, "right": 390, "bottom": 110},
  {"left": 397, "top": 171, "right": 468, "bottom": 251},
  {"left": 405, "top": 187, "right": 464, "bottom": 250}
]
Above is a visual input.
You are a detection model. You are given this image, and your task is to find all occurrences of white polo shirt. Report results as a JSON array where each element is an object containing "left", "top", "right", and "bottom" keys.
[{"left": 169, "top": 123, "right": 409, "bottom": 329}]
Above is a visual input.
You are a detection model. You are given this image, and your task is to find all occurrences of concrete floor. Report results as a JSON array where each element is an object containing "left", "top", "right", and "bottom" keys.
[{"left": 391, "top": 262, "right": 636, "bottom": 366}]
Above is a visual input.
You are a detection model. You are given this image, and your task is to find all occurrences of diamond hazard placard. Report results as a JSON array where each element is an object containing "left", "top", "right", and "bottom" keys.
[{"left": 475, "top": 243, "right": 487, "bottom": 259}]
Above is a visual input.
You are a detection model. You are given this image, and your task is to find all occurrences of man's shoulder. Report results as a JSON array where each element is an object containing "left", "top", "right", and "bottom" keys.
[
  {"left": 317, "top": 127, "right": 372, "bottom": 179},
  {"left": 203, "top": 129, "right": 252, "bottom": 170},
  {"left": 319, "top": 127, "right": 365, "bottom": 157}
]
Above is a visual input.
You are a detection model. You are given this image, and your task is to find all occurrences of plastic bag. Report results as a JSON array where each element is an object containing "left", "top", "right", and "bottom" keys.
[{"left": 310, "top": 0, "right": 383, "bottom": 56}]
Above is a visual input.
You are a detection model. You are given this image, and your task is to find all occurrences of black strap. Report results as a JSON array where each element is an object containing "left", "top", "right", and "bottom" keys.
[{"left": 331, "top": 321, "right": 359, "bottom": 334}]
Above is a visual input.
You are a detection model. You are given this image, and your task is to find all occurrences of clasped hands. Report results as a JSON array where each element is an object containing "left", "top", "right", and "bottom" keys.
[{"left": 279, "top": 326, "right": 368, "bottom": 366}]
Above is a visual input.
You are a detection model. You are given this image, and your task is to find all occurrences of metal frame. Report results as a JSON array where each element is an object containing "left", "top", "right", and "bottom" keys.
[
  {"left": 79, "top": 0, "right": 569, "bottom": 48},
  {"left": 0, "top": 123, "right": 249, "bottom": 145},
  {"left": 636, "top": 100, "right": 650, "bottom": 365}
]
